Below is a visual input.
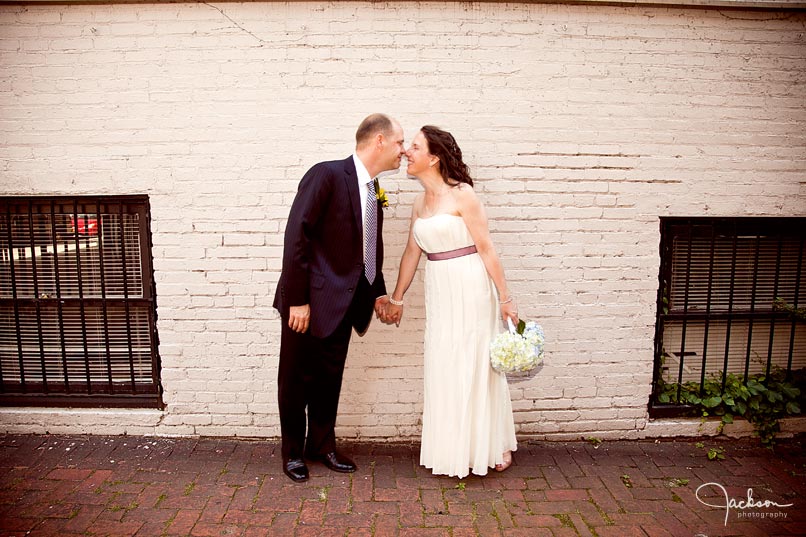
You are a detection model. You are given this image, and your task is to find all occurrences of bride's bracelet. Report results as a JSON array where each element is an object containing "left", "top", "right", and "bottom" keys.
[
  {"left": 388, "top": 296, "right": 404, "bottom": 306},
  {"left": 499, "top": 296, "right": 514, "bottom": 305}
]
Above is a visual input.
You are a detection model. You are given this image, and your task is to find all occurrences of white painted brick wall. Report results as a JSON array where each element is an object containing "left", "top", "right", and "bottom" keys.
[{"left": 1, "top": 1, "right": 805, "bottom": 440}]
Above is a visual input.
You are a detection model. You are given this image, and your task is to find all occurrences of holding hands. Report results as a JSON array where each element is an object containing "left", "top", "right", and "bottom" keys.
[
  {"left": 386, "top": 296, "right": 404, "bottom": 326},
  {"left": 375, "top": 295, "right": 403, "bottom": 326},
  {"left": 289, "top": 297, "right": 404, "bottom": 333},
  {"left": 376, "top": 295, "right": 516, "bottom": 328}
]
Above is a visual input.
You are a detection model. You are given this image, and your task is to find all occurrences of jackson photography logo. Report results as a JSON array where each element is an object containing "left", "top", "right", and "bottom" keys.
[{"left": 695, "top": 482, "right": 794, "bottom": 526}]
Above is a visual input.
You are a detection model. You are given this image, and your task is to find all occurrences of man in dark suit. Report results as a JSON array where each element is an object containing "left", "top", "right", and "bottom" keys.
[{"left": 273, "top": 114, "right": 405, "bottom": 482}]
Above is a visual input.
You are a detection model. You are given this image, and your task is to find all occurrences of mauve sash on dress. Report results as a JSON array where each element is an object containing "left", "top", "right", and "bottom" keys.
[{"left": 426, "top": 245, "right": 478, "bottom": 261}]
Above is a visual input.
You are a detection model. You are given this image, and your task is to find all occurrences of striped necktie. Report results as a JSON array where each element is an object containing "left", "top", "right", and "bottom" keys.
[{"left": 365, "top": 179, "right": 377, "bottom": 284}]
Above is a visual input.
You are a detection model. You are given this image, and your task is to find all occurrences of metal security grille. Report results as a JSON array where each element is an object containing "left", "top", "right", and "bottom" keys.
[
  {"left": 0, "top": 196, "right": 162, "bottom": 407},
  {"left": 650, "top": 217, "right": 805, "bottom": 416}
]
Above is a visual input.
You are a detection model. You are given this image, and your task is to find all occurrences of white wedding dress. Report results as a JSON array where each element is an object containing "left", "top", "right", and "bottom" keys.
[{"left": 413, "top": 214, "right": 517, "bottom": 478}]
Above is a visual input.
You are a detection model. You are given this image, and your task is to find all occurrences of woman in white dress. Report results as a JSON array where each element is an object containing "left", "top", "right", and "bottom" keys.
[{"left": 385, "top": 126, "right": 518, "bottom": 478}]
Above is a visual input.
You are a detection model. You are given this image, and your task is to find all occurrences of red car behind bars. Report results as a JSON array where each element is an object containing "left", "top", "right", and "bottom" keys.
[{"left": 70, "top": 215, "right": 98, "bottom": 236}]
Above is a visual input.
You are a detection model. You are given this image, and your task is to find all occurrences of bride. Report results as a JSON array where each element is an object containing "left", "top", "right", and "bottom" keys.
[{"left": 385, "top": 125, "right": 518, "bottom": 477}]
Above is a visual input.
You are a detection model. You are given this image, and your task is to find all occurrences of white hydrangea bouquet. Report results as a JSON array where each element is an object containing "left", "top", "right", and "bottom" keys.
[{"left": 490, "top": 318, "right": 545, "bottom": 374}]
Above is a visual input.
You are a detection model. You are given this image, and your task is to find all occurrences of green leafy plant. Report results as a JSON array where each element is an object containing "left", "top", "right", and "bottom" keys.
[
  {"left": 657, "top": 368, "right": 803, "bottom": 447},
  {"left": 707, "top": 447, "right": 725, "bottom": 461},
  {"left": 585, "top": 437, "right": 603, "bottom": 448},
  {"left": 666, "top": 477, "right": 689, "bottom": 488},
  {"left": 773, "top": 297, "right": 806, "bottom": 321}
]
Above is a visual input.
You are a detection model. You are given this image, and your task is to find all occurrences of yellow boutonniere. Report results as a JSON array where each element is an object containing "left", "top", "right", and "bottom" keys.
[{"left": 374, "top": 178, "right": 389, "bottom": 209}]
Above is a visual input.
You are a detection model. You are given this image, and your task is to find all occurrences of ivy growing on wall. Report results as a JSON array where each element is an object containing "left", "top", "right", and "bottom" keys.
[{"left": 657, "top": 368, "right": 804, "bottom": 447}]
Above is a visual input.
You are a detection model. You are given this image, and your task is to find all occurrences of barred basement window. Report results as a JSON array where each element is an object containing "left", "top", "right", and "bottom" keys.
[
  {"left": 650, "top": 217, "right": 805, "bottom": 416},
  {"left": 0, "top": 196, "right": 162, "bottom": 408}
]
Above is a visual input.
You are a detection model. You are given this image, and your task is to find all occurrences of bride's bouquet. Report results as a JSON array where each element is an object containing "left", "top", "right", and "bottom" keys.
[{"left": 490, "top": 318, "right": 545, "bottom": 374}]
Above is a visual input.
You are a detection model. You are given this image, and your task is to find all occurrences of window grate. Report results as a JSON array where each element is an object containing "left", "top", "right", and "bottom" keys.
[
  {"left": 0, "top": 196, "right": 162, "bottom": 408},
  {"left": 651, "top": 217, "right": 805, "bottom": 417}
]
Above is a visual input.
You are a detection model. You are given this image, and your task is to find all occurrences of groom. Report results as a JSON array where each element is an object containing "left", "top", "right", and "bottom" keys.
[{"left": 273, "top": 114, "right": 405, "bottom": 482}]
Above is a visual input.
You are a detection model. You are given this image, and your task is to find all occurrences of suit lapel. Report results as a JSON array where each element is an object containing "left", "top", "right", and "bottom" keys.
[{"left": 342, "top": 156, "right": 363, "bottom": 238}]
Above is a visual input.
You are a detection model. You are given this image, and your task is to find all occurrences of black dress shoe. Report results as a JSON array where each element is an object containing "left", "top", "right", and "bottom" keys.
[
  {"left": 283, "top": 458, "right": 309, "bottom": 482},
  {"left": 308, "top": 451, "right": 356, "bottom": 473}
]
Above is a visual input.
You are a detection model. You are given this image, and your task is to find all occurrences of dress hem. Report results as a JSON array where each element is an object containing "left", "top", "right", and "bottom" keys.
[{"left": 421, "top": 446, "right": 519, "bottom": 479}]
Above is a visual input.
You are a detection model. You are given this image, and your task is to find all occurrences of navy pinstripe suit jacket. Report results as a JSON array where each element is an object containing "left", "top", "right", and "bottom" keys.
[{"left": 273, "top": 156, "right": 387, "bottom": 338}]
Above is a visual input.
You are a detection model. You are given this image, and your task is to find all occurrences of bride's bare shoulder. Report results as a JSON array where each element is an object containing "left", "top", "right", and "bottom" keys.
[
  {"left": 456, "top": 182, "right": 473, "bottom": 190},
  {"left": 452, "top": 182, "right": 478, "bottom": 200},
  {"left": 412, "top": 193, "right": 426, "bottom": 216}
]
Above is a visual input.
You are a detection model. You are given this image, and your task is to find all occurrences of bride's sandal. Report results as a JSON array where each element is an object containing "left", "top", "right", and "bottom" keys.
[{"left": 494, "top": 451, "right": 513, "bottom": 472}]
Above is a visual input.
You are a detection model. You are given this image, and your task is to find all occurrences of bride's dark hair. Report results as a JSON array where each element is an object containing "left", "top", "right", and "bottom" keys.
[{"left": 420, "top": 125, "right": 473, "bottom": 187}]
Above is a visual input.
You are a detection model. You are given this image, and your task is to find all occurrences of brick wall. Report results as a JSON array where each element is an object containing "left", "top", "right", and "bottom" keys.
[{"left": 1, "top": 1, "right": 805, "bottom": 439}]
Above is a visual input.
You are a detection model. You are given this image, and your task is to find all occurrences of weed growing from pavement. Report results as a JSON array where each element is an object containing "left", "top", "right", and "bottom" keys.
[
  {"left": 585, "top": 437, "right": 603, "bottom": 448},
  {"left": 318, "top": 485, "right": 332, "bottom": 502},
  {"left": 553, "top": 513, "right": 573, "bottom": 527},
  {"left": 109, "top": 501, "right": 138, "bottom": 513},
  {"left": 665, "top": 477, "right": 690, "bottom": 488},
  {"left": 588, "top": 498, "right": 614, "bottom": 525},
  {"left": 694, "top": 442, "right": 726, "bottom": 460}
]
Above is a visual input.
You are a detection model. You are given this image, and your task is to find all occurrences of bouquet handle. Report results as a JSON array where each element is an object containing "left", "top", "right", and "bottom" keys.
[{"left": 506, "top": 317, "right": 517, "bottom": 334}]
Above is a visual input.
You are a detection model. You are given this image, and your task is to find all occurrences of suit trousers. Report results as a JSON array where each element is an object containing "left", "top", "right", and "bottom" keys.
[{"left": 277, "top": 275, "right": 372, "bottom": 460}]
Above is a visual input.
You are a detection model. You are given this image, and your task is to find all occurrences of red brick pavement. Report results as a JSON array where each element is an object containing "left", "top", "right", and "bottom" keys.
[{"left": 0, "top": 434, "right": 803, "bottom": 536}]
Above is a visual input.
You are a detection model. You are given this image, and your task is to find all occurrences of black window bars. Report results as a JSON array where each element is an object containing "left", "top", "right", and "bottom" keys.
[
  {"left": 0, "top": 196, "right": 162, "bottom": 408},
  {"left": 650, "top": 217, "right": 805, "bottom": 417}
]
